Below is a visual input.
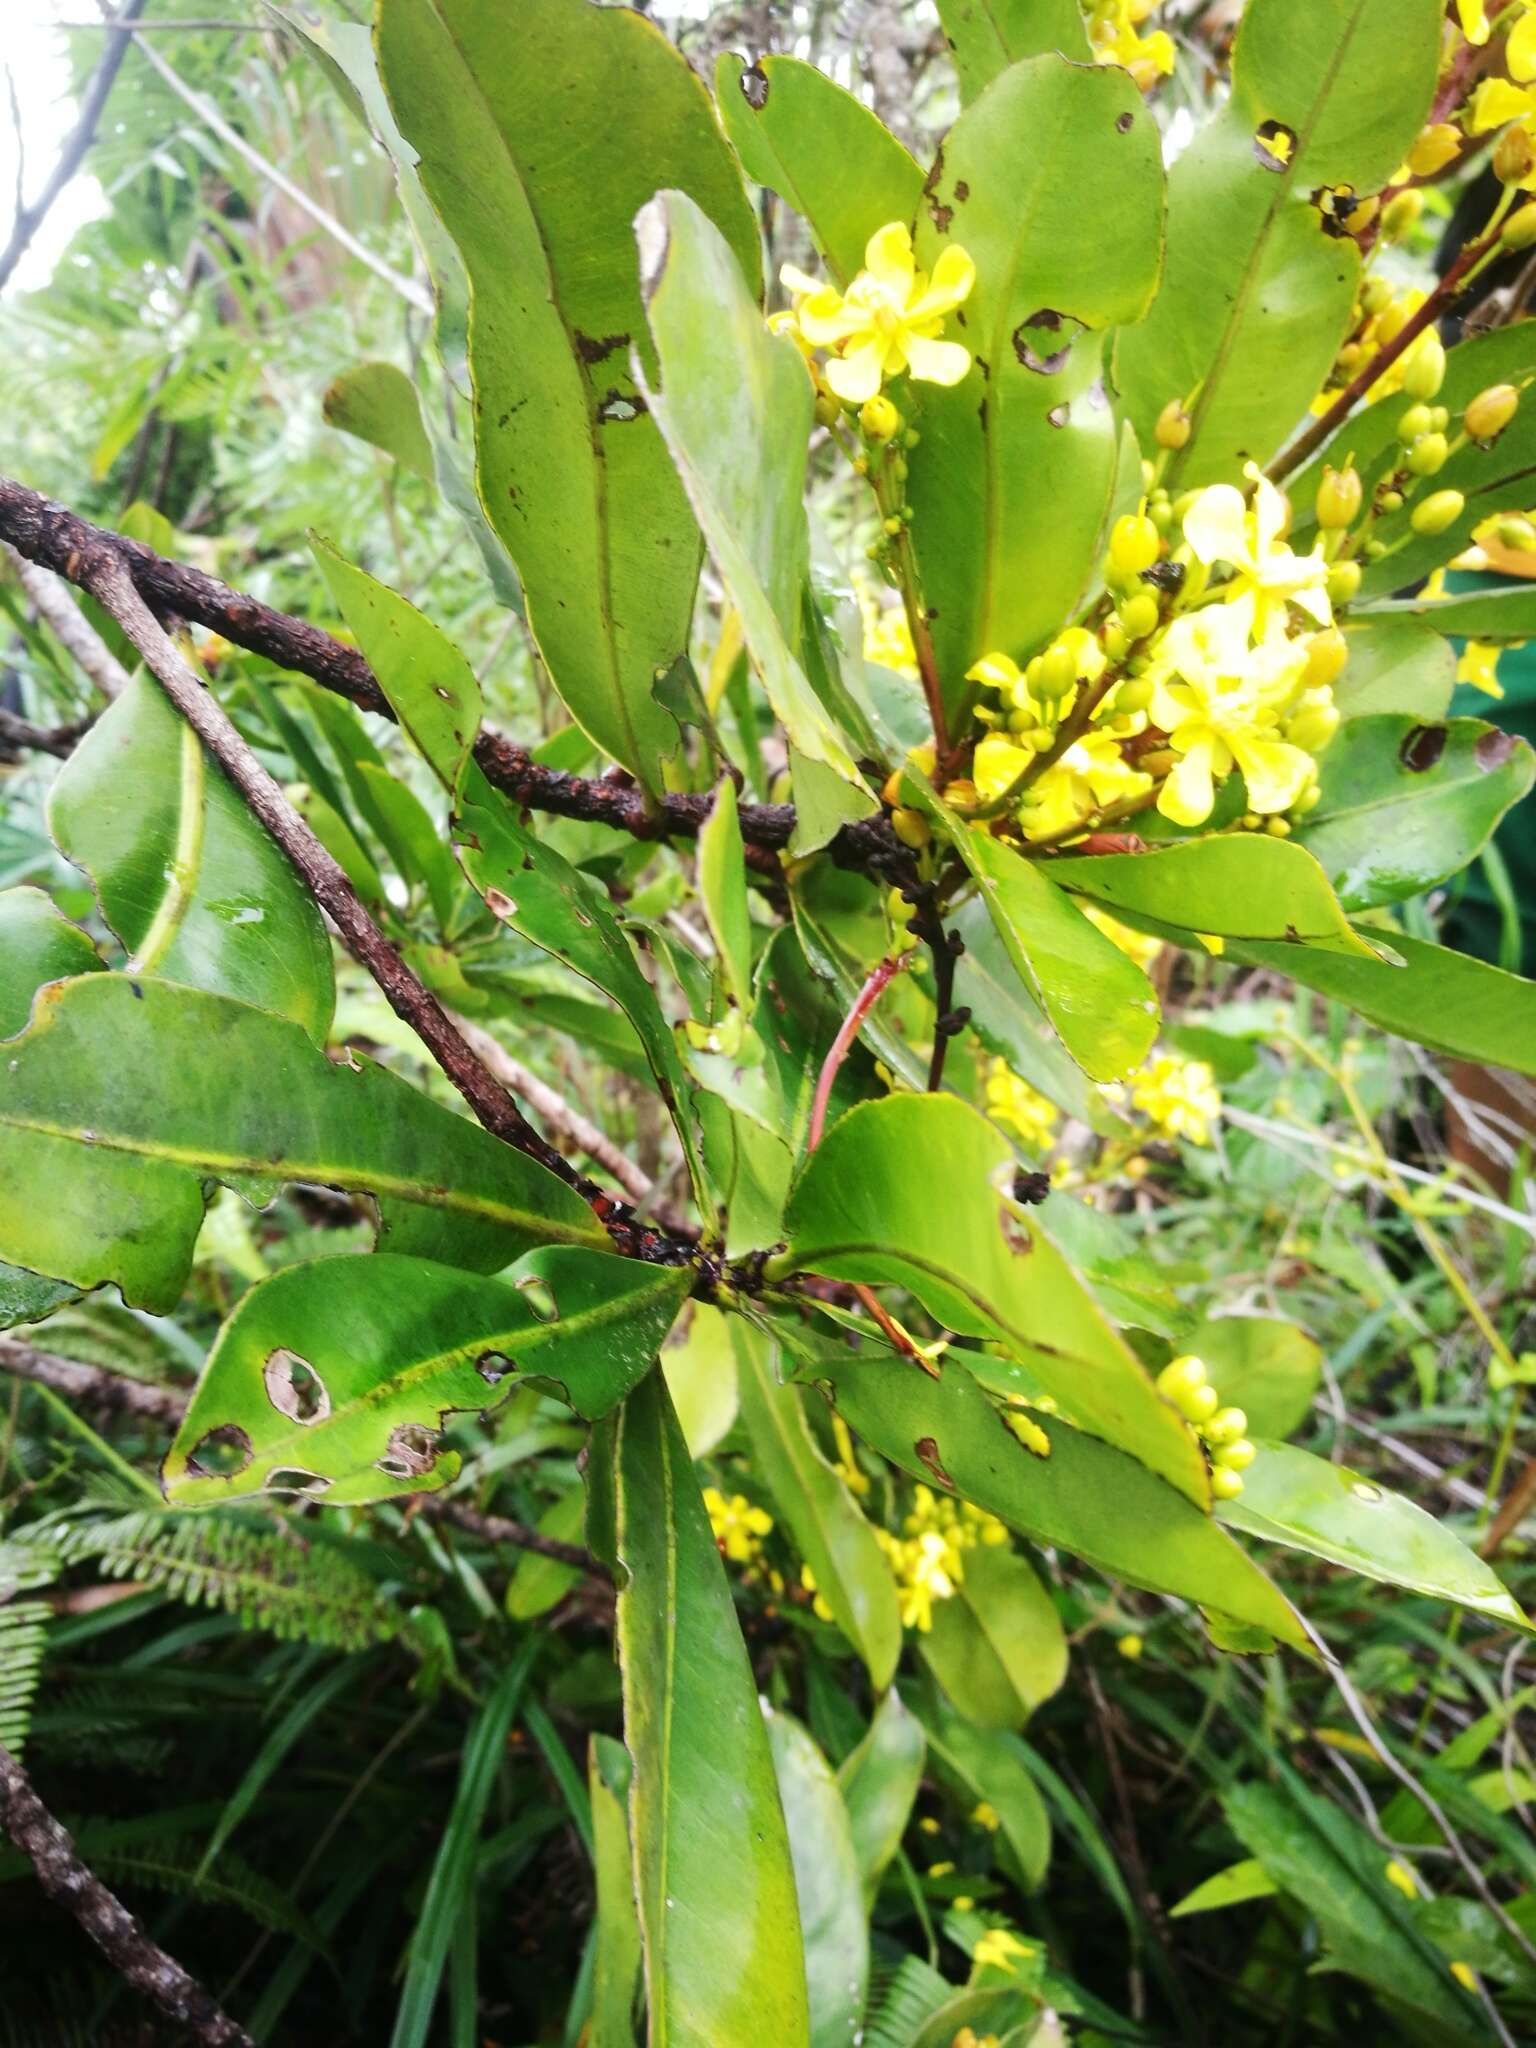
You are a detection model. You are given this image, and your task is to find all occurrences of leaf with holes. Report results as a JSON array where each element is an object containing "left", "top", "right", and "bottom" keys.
[
  {"left": 908, "top": 55, "right": 1164, "bottom": 704},
  {"left": 162, "top": 1251, "right": 686, "bottom": 1508},
  {"left": 1292, "top": 715, "right": 1535, "bottom": 910},
  {"left": 782, "top": 1094, "right": 1206, "bottom": 1498},
  {"left": 612, "top": 1371, "right": 810, "bottom": 2048},
  {"left": 934, "top": 0, "right": 1088, "bottom": 101},
  {"left": 47, "top": 673, "right": 334, "bottom": 1040},
  {"left": 0, "top": 887, "right": 103, "bottom": 1039},
  {"left": 0, "top": 974, "right": 606, "bottom": 1314},
  {"left": 378, "top": 0, "right": 758, "bottom": 791},
  {"left": 715, "top": 53, "right": 923, "bottom": 284},
  {"left": 1218, "top": 1444, "right": 1531, "bottom": 1631},
  {"left": 1114, "top": 0, "right": 1441, "bottom": 486}
]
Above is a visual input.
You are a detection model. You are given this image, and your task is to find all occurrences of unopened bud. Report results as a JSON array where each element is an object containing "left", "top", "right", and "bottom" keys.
[
  {"left": 1407, "top": 124, "right": 1461, "bottom": 178},
  {"left": 1465, "top": 383, "right": 1520, "bottom": 442},
  {"left": 890, "top": 807, "right": 930, "bottom": 850},
  {"left": 1397, "top": 402, "right": 1433, "bottom": 444},
  {"left": 1498, "top": 515, "right": 1536, "bottom": 550},
  {"left": 859, "top": 393, "right": 900, "bottom": 442},
  {"left": 1381, "top": 189, "right": 1425, "bottom": 242},
  {"left": 1407, "top": 430, "right": 1449, "bottom": 475},
  {"left": 1119, "top": 591, "right": 1160, "bottom": 640},
  {"left": 814, "top": 393, "right": 842, "bottom": 428},
  {"left": 1102, "top": 621, "right": 1131, "bottom": 661},
  {"left": 1327, "top": 558, "right": 1362, "bottom": 604},
  {"left": 1316, "top": 465, "right": 1362, "bottom": 528},
  {"left": 1495, "top": 123, "right": 1536, "bottom": 186},
  {"left": 1411, "top": 488, "right": 1466, "bottom": 536},
  {"left": 1108, "top": 513, "right": 1160, "bottom": 576},
  {"left": 1302, "top": 628, "right": 1348, "bottom": 690},
  {"left": 1402, "top": 333, "right": 1446, "bottom": 401},
  {"left": 1505, "top": 201, "right": 1536, "bottom": 250},
  {"left": 1360, "top": 275, "right": 1395, "bottom": 316},
  {"left": 1217, "top": 1437, "right": 1257, "bottom": 1472},
  {"left": 1155, "top": 399, "right": 1192, "bottom": 450},
  {"left": 1210, "top": 1465, "right": 1245, "bottom": 1501},
  {"left": 886, "top": 886, "right": 916, "bottom": 926},
  {"left": 1205, "top": 1406, "right": 1249, "bottom": 1448},
  {"left": 1034, "top": 641, "right": 1079, "bottom": 700}
]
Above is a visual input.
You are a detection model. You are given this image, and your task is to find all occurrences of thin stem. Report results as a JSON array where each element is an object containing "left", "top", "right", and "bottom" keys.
[
  {"left": 808, "top": 956, "right": 903, "bottom": 1152},
  {"left": 974, "top": 665, "right": 1123, "bottom": 821}
]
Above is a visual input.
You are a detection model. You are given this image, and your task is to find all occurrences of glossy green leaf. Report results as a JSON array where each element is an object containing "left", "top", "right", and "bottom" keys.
[
  {"left": 935, "top": 0, "right": 1088, "bottom": 100},
  {"left": 837, "top": 1690, "right": 926, "bottom": 1905},
  {"left": 1336, "top": 619, "right": 1456, "bottom": 720},
  {"left": 1292, "top": 715, "right": 1535, "bottom": 910},
  {"left": 0, "top": 888, "right": 103, "bottom": 1038},
  {"left": 1050, "top": 835, "right": 1381, "bottom": 956},
  {"left": 734, "top": 1322, "right": 902, "bottom": 1688},
  {"left": 0, "top": 974, "right": 605, "bottom": 1313},
  {"left": 715, "top": 54, "right": 922, "bottom": 284},
  {"left": 613, "top": 1372, "right": 810, "bottom": 2048},
  {"left": 954, "top": 825, "right": 1159, "bottom": 1082},
  {"left": 48, "top": 673, "right": 334, "bottom": 1040},
  {"left": 796, "top": 1337, "right": 1307, "bottom": 1649},
  {"left": 162, "top": 1251, "right": 686, "bottom": 1508},
  {"left": 661, "top": 1302, "right": 738, "bottom": 1458},
  {"left": 322, "top": 361, "right": 434, "bottom": 481},
  {"left": 1169, "top": 1857, "right": 1278, "bottom": 1918},
  {"left": 379, "top": 0, "right": 758, "bottom": 790},
  {"left": 908, "top": 56, "right": 1164, "bottom": 697},
  {"left": 355, "top": 764, "right": 458, "bottom": 930},
  {"left": 1221, "top": 1445, "right": 1530, "bottom": 1630},
  {"left": 505, "top": 1492, "right": 587, "bottom": 1621},
  {"left": 783, "top": 1095, "right": 1209, "bottom": 1501},
  {"left": 638, "top": 190, "right": 873, "bottom": 832},
  {"left": 698, "top": 779, "right": 753, "bottom": 1016},
  {"left": 0, "top": 1262, "right": 78, "bottom": 1332},
  {"left": 1116, "top": 0, "right": 1440, "bottom": 486},
  {"left": 1188, "top": 1315, "right": 1321, "bottom": 1442},
  {"left": 454, "top": 776, "right": 708, "bottom": 1207},
  {"left": 920, "top": 1545, "right": 1066, "bottom": 1731},
  {"left": 1359, "top": 585, "right": 1536, "bottom": 643},
  {"left": 914, "top": 1698, "right": 1050, "bottom": 1892},
  {"left": 314, "top": 538, "right": 481, "bottom": 798},
  {"left": 1224, "top": 1780, "right": 1482, "bottom": 2030},
  {"left": 589, "top": 1735, "right": 642, "bottom": 2048},
  {"left": 764, "top": 1706, "right": 868, "bottom": 2048},
  {"left": 788, "top": 863, "right": 930, "bottom": 1092}
]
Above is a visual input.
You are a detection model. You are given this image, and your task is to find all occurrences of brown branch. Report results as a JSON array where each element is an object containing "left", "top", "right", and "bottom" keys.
[
  {"left": 0, "top": 0, "right": 149, "bottom": 294},
  {"left": 4, "top": 540, "right": 130, "bottom": 700},
  {"left": 425, "top": 1497, "right": 599, "bottom": 1575},
  {"left": 1480, "top": 1452, "right": 1536, "bottom": 1561},
  {"left": 0, "top": 475, "right": 907, "bottom": 884},
  {"left": 0, "top": 706, "right": 95, "bottom": 759},
  {"left": 0, "top": 1742, "right": 253, "bottom": 2046}
]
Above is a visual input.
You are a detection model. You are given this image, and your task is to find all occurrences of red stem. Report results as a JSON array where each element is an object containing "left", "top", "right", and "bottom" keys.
[{"left": 808, "top": 956, "right": 903, "bottom": 1152}]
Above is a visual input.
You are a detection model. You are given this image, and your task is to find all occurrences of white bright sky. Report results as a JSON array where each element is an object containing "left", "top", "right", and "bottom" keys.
[{"left": 2, "top": 4, "right": 113, "bottom": 296}]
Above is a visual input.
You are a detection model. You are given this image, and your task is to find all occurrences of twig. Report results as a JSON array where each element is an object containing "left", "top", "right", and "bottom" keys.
[
  {"left": 0, "top": 1742, "right": 253, "bottom": 2046},
  {"left": 3, "top": 541, "right": 129, "bottom": 700},
  {"left": 808, "top": 955, "right": 903, "bottom": 1151},
  {"left": 1481, "top": 1453, "right": 1536, "bottom": 1560},
  {"left": 426, "top": 1497, "right": 600, "bottom": 1576},
  {"left": 923, "top": 921, "right": 964, "bottom": 1094},
  {"left": 0, "top": 706, "right": 96, "bottom": 758},
  {"left": 0, "top": 0, "right": 149, "bottom": 295}
]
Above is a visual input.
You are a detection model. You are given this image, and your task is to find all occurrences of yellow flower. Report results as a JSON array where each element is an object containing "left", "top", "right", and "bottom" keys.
[
  {"left": 703, "top": 1486, "right": 773, "bottom": 1564},
  {"left": 1129, "top": 1050, "right": 1222, "bottom": 1146},
  {"left": 799, "top": 1563, "right": 834, "bottom": 1622},
  {"left": 973, "top": 731, "right": 1037, "bottom": 806},
  {"left": 1456, "top": 0, "right": 1489, "bottom": 40},
  {"left": 1181, "top": 463, "right": 1332, "bottom": 629},
  {"left": 1457, "top": 640, "right": 1506, "bottom": 699},
  {"left": 1118, "top": 1632, "right": 1144, "bottom": 1659},
  {"left": 1083, "top": 903, "right": 1163, "bottom": 970},
  {"left": 782, "top": 222, "right": 975, "bottom": 404},
  {"left": 1468, "top": 72, "right": 1536, "bottom": 184},
  {"left": 985, "top": 1058, "right": 1060, "bottom": 1151},
  {"left": 1018, "top": 732, "right": 1153, "bottom": 842},
  {"left": 1088, "top": 0, "right": 1175, "bottom": 88},
  {"left": 1451, "top": 1961, "right": 1478, "bottom": 1992},
  {"left": 1146, "top": 594, "right": 1316, "bottom": 825},
  {"left": 1384, "top": 1858, "right": 1418, "bottom": 1899},
  {"left": 862, "top": 593, "right": 918, "bottom": 677},
  {"left": 972, "top": 1926, "right": 1036, "bottom": 1976},
  {"left": 972, "top": 1800, "right": 1001, "bottom": 1831}
]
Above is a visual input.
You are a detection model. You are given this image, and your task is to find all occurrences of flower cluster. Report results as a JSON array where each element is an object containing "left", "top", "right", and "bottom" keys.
[
  {"left": 983, "top": 1059, "right": 1060, "bottom": 1152},
  {"left": 1086, "top": 0, "right": 1174, "bottom": 89},
  {"left": 1155, "top": 1354, "right": 1256, "bottom": 1499},
  {"left": 778, "top": 222, "right": 975, "bottom": 405},
  {"left": 874, "top": 1482, "right": 1008, "bottom": 1633},
  {"left": 703, "top": 1486, "right": 772, "bottom": 1564},
  {"left": 1127, "top": 1050, "right": 1223, "bottom": 1146}
]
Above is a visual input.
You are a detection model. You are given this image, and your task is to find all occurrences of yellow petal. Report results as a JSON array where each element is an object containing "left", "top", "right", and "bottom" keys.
[
  {"left": 1469, "top": 77, "right": 1536, "bottom": 134},
  {"left": 796, "top": 288, "right": 861, "bottom": 347},
  {"left": 1456, "top": 0, "right": 1490, "bottom": 43},
  {"left": 1512, "top": 10, "right": 1536, "bottom": 82},
  {"left": 825, "top": 335, "right": 890, "bottom": 403},
  {"left": 863, "top": 221, "right": 916, "bottom": 296},
  {"left": 901, "top": 332, "right": 972, "bottom": 386},
  {"left": 1182, "top": 482, "right": 1251, "bottom": 568},
  {"left": 779, "top": 263, "right": 824, "bottom": 299},
  {"left": 1158, "top": 736, "right": 1216, "bottom": 825},
  {"left": 908, "top": 243, "right": 976, "bottom": 320},
  {"left": 1227, "top": 730, "right": 1313, "bottom": 814},
  {"left": 967, "top": 650, "right": 1023, "bottom": 688}
]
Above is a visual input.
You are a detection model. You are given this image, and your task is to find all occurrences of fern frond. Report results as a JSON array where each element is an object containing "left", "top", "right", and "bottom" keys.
[
  {"left": 0, "top": 1601, "right": 47, "bottom": 1756},
  {"left": 862, "top": 1950, "right": 955, "bottom": 2048}
]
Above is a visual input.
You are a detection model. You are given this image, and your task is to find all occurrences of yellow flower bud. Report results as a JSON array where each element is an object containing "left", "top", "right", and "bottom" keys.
[
  {"left": 1108, "top": 513, "right": 1160, "bottom": 576},
  {"left": 1401, "top": 333, "right": 1446, "bottom": 401},
  {"left": 887, "top": 885, "right": 916, "bottom": 925},
  {"left": 1379, "top": 488, "right": 1404, "bottom": 513},
  {"left": 1407, "top": 124, "right": 1461, "bottom": 178},
  {"left": 1407, "top": 430, "right": 1449, "bottom": 475},
  {"left": 1302, "top": 627, "right": 1348, "bottom": 690},
  {"left": 1115, "top": 674, "right": 1155, "bottom": 714},
  {"left": 1265, "top": 816, "right": 1292, "bottom": 836},
  {"left": 1360, "top": 274, "right": 1394, "bottom": 315},
  {"left": 1464, "top": 383, "right": 1520, "bottom": 442},
  {"left": 1210, "top": 1465, "right": 1245, "bottom": 1501},
  {"left": 1155, "top": 399, "right": 1192, "bottom": 449},
  {"left": 1381, "top": 188, "right": 1425, "bottom": 242},
  {"left": 1410, "top": 488, "right": 1466, "bottom": 536},
  {"left": 1205, "top": 1405, "right": 1249, "bottom": 1447},
  {"left": 1397, "top": 402, "right": 1433, "bottom": 444},
  {"left": 1327, "top": 558, "right": 1362, "bottom": 604},
  {"left": 1216, "top": 1437, "right": 1257, "bottom": 1472},
  {"left": 1118, "top": 1633, "right": 1144, "bottom": 1660},
  {"left": 1155, "top": 1354, "right": 1213, "bottom": 1422},
  {"left": 1498, "top": 514, "right": 1536, "bottom": 550},
  {"left": 1034, "top": 641, "right": 1079, "bottom": 700},
  {"left": 1006, "top": 1410, "right": 1052, "bottom": 1458},
  {"left": 860, "top": 393, "right": 900, "bottom": 442},
  {"left": 1119, "top": 590, "right": 1160, "bottom": 641},
  {"left": 882, "top": 768, "right": 904, "bottom": 806},
  {"left": 1316, "top": 465, "right": 1362, "bottom": 529},
  {"left": 1102, "top": 621, "right": 1131, "bottom": 661},
  {"left": 1505, "top": 201, "right": 1536, "bottom": 251},
  {"left": 1494, "top": 123, "right": 1536, "bottom": 186},
  {"left": 891, "top": 806, "right": 931, "bottom": 850}
]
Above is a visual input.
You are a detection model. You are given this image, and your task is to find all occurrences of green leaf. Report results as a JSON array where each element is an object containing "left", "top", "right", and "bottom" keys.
[
  {"left": 613, "top": 1372, "right": 810, "bottom": 2048},
  {"left": 322, "top": 360, "right": 435, "bottom": 481},
  {"left": 698, "top": 779, "right": 754, "bottom": 1016},
  {"left": 661, "top": 1302, "right": 739, "bottom": 1458},
  {"left": 0, "top": 975, "right": 605, "bottom": 1313},
  {"left": 1050, "top": 835, "right": 1382, "bottom": 956},
  {"left": 1336, "top": 619, "right": 1456, "bottom": 720},
  {"left": 1230, "top": 928, "right": 1536, "bottom": 1074},
  {"left": 1188, "top": 1315, "right": 1321, "bottom": 1442},
  {"left": 1292, "top": 715, "right": 1535, "bottom": 911},
  {"left": 1115, "top": 0, "right": 1441, "bottom": 486},
  {"left": 734, "top": 1321, "right": 902, "bottom": 1688},
  {"left": 714, "top": 54, "right": 922, "bottom": 284},
  {"left": 934, "top": 0, "right": 1089, "bottom": 101},
  {"left": 1221, "top": 1444, "right": 1530, "bottom": 1630},
  {"left": 919, "top": 1545, "right": 1066, "bottom": 1731},
  {"left": 1169, "top": 1857, "right": 1279, "bottom": 1919},
  {"left": 0, "top": 888, "right": 103, "bottom": 1038},
  {"left": 589, "top": 1735, "right": 643, "bottom": 2048},
  {"left": 1359, "top": 585, "right": 1536, "bottom": 643},
  {"left": 505, "top": 1492, "right": 587, "bottom": 1621},
  {"left": 908, "top": 56, "right": 1165, "bottom": 699},
  {"left": 313, "top": 538, "right": 481, "bottom": 798},
  {"left": 798, "top": 1334, "right": 1306, "bottom": 1646},
  {"left": 1224, "top": 1779, "right": 1482, "bottom": 2031},
  {"left": 454, "top": 776, "right": 709, "bottom": 1209},
  {"left": 47, "top": 674, "right": 334, "bottom": 1040},
  {"left": 162, "top": 1251, "right": 686, "bottom": 1508},
  {"left": 837, "top": 1690, "right": 926, "bottom": 1905},
  {"left": 637, "top": 190, "right": 874, "bottom": 831},
  {"left": 782, "top": 1094, "right": 1209, "bottom": 1502},
  {"left": 355, "top": 764, "right": 458, "bottom": 930},
  {"left": 789, "top": 864, "right": 930, "bottom": 1092},
  {"left": 913, "top": 1698, "right": 1050, "bottom": 1891},
  {"left": 952, "top": 824, "right": 1159, "bottom": 1082},
  {"left": 378, "top": 0, "right": 758, "bottom": 790},
  {"left": 764, "top": 1706, "right": 868, "bottom": 2048}
]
